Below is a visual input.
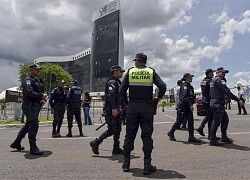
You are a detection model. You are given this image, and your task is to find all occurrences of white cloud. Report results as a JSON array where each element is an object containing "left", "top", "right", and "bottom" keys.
[
  {"left": 209, "top": 8, "right": 229, "bottom": 24},
  {"left": 0, "top": 0, "right": 250, "bottom": 91},
  {"left": 233, "top": 71, "right": 250, "bottom": 78},
  {"left": 200, "top": 36, "right": 209, "bottom": 44},
  {"left": 0, "top": 59, "right": 20, "bottom": 92}
]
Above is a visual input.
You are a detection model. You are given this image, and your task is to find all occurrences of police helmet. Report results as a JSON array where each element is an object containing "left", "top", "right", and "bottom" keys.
[
  {"left": 183, "top": 73, "right": 194, "bottom": 79},
  {"left": 58, "top": 80, "right": 66, "bottom": 84},
  {"left": 133, "top": 53, "right": 147, "bottom": 61},
  {"left": 110, "top": 65, "right": 125, "bottom": 72},
  {"left": 71, "top": 80, "right": 78, "bottom": 85},
  {"left": 29, "top": 64, "right": 42, "bottom": 70},
  {"left": 205, "top": 68, "right": 215, "bottom": 75},
  {"left": 216, "top": 67, "right": 229, "bottom": 73}
]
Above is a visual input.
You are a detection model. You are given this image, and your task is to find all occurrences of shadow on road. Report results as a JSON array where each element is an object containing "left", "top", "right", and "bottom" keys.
[
  {"left": 10, "top": 150, "right": 53, "bottom": 159},
  {"left": 92, "top": 154, "right": 140, "bottom": 163},
  {"left": 130, "top": 168, "right": 186, "bottom": 179},
  {"left": 175, "top": 139, "right": 206, "bottom": 146},
  {"left": 222, "top": 143, "right": 250, "bottom": 151}
]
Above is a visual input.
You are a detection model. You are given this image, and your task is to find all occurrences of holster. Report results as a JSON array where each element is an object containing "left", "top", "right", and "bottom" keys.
[
  {"left": 103, "top": 107, "right": 112, "bottom": 116},
  {"left": 215, "top": 108, "right": 224, "bottom": 123},
  {"left": 176, "top": 108, "right": 184, "bottom": 123},
  {"left": 153, "top": 98, "right": 158, "bottom": 115}
]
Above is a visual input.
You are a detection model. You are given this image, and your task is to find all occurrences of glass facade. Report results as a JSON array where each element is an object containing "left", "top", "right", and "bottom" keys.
[
  {"left": 90, "top": 11, "right": 120, "bottom": 92},
  {"left": 34, "top": 0, "right": 123, "bottom": 93},
  {"left": 57, "top": 54, "right": 91, "bottom": 92}
]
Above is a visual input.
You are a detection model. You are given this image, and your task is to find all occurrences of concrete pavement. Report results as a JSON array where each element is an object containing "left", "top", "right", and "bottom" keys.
[{"left": 0, "top": 104, "right": 250, "bottom": 179}]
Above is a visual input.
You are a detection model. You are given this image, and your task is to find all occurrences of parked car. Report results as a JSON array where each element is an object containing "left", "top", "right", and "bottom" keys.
[{"left": 195, "top": 92, "right": 206, "bottom": 116}]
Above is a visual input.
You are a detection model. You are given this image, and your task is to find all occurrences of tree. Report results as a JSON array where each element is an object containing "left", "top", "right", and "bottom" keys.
[{"left": 19, "top": 63, "right": 73, "bottom": 93}]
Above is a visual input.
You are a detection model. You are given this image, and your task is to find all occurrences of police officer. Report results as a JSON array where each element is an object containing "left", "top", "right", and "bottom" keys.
[
  {"left": 90, "top": 65, "right": 125, "bottom": 155},
  {"left": 168, "top": 73, "right": 201, "bottom": 143},
  {"left": 175, "top": 80, "right": 185, "bottom": 130},
  {"left": 196, "top": 69, "right": 215, "bottom": 139},
  {"left": 236, "top": 85, "right": 247, "bottom": 115},
  {"left": 119, "top": 53, "right": 166, "bottom": 175},
  {"left": 209, "top": 67, "right": 244, "bottom": 146},
  {"left": 49, "top": 80, "right": 67, "bottom": 138},
  {"left": 65, "top": 80, "right": 83, "bottom": 137},
  {"left": 10, "top": 64, "right": 47, "bottom": 155}
]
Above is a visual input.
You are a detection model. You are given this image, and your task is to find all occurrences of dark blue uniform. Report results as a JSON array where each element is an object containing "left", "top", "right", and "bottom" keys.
[
  {"left": 90, "top": 65, "right": 126, "bottom": 155},
  {"left": 196, "top": 76, "right": 213, "bottom": 137},
  {"left": 209, "top": 76, "right": 240, "bottom": 143},
  {"left": 119, "top": 65, "right": 166, "bottom": 173},
  {"left": 171, "top": 82, "right": 196, "bottom": 134},
  {"left": 49, "top": 87, "right": 66, "bottom": 137},
  {"left": 11, "top": 75, "right": 44, "bottom": 152},
  {"left": 65, "top": 85, "right": 83, "bottom": 136},
  {"left": 101, "top": 78, "right": 122, "bottom": 148}
]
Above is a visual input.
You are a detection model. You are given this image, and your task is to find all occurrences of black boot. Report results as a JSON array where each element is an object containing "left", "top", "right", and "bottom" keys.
[
  {"left": 188, "top": 131, "right": 201, "bottom": 143},
  {"left": 207, "top": 133, "right": 220, "bottom": 140},
  {"left": 196, "top": 127, "right": 205, "bottom": 136},
  {"left": 10, "top": 138, "right": 25, "bottom": 151},
  {"left": 112, "top": 143, "right": 124, "bottom": 155},
  {"left": 221, "top": 132, "right": 233, "bottom": 144},
  {"left": 143, "top": 159, "right": 157, "bottom": 175},
  {"left": 57, "top": 126, "right": 61, "bottom": 137},
  {"left": 90, "top": 138, "right": 102, "bottom": 155},
  {"left": 29, "top": 141, "right": 44, "bottom": 155},
  {"left": 209, "top": 132, "right": 223, "bottom": 146},
  {"left": 167, "top": 129, "right": 176, "bottom": 141},
  {"left": 57, "top": 131, "right": 61, "bottom": 137},
  {"left": 52, "top": 130, "right": 58, "bottom": 138},
  {"left": 66, "top": 127, "right": 72, "bottom": 137},
  {"left": 188, "top": 136, "right": 201, "bottom": 143},
  {"left": 122, "top": 156, "right": 130, "bottom": 172},
  {"left": 79, "top": 127, "right": 84, "bottom": 137}
]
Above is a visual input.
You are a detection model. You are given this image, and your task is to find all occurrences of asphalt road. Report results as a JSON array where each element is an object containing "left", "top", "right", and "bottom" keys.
[{"left": 0, "top": 104, "right": 250, "bottom": 179}]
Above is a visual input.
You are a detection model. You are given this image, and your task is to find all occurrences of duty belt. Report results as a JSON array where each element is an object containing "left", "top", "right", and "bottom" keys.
[
  {"left": 23, "top": 101, "right": 40, "bottom": 106},
  {"left": 129, "top": 99, "right": 153, "bottom": 104}
]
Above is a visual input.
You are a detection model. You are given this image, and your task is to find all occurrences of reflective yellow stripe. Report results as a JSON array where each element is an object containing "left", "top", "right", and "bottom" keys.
[{"left": 129, "top": 67, "right": 153, "bottom": 85}]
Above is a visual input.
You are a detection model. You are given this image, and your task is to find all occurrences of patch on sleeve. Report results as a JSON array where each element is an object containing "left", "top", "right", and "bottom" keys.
[
  {"left": 221, "top": 80, "right": 226, "bottom": 85},
  {"left": 109, "top": 86, "right": 113, "bottom": 91},
  {"left": 26, "top": 80, "right": 31, "bottom": 85},
  {"left": 184, "top": 86, "right": 187, "bottom": 90}
]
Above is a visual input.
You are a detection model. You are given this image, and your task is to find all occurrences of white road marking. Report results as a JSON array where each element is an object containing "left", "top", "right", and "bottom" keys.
[
  {"left": 41, "top": 137, "right": 111, "bottom": 140},
  {"left": 154, "top": 121, "right": 173, "bottom": 124},
  {"left": 164, "top": 115, "right": 176, "bottom": 120},
  {"left": 41, "top": 131, "right": 250, "bottom": 140},
  {"left": 194, "top": 132, "right": 250, "bottom": 136}
]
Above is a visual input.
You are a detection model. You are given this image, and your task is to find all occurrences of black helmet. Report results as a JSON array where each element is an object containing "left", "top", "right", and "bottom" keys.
[
  {"left": 29, "top": 64, "right": 42, "bottom": 70},
  {"left": 133, "top": 53, "right": 147, "bottom": 61},
  {"left": 205, "top": 68, "right": 215, "bottom": 75},
  {"left": 71, "top": 80, "right": 78, "bottom": 85},
  {"left": 110, "top": 65, "right": 125, "bottom": 72}
]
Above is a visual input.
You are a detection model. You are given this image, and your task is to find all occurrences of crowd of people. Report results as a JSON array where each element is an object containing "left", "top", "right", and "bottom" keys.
[
  {"left": 9, "top": 53, "right": 247, "bottom": 175},
  {"left": 169, "top": 67, "right": 246, "bottom": 146}
]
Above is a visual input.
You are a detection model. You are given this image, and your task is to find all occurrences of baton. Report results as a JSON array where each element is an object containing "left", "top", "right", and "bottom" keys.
[
  {"left": 95, "top": 122, "right": 107, "bottom": 131},
  {"left": 95, "top": 106, "right": 127, "bottom": 131}
]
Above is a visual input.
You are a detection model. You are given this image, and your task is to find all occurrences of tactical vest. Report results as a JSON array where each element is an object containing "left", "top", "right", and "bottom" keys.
[
  {"left": 210, "top": 77, "right": 225, "bottom": 100},
  {"left": 53, "top": 87, "right": 66, "bottom": 104},
  {"left": 104, "top": 77, "right": 121, "bottom": 107},
  {"left": 22, "top": 76, "right": 44, "bottom": 103},
  {"left": 200, "top": 77, "right": 212, "bottom": 103},
  {"left": 68, "top": 86, "right": 82, "bottom": 108},
  {"left": 179, "top": 82, "right": 195, "bottom": 104},
  {"left": 128, "top": 67, "right": 154, "bottom": 100}
]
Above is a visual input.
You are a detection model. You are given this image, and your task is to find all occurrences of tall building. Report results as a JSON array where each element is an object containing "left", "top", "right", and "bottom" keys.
[{"left": 34, "top": 0, "right": 123, "bottom": 93}]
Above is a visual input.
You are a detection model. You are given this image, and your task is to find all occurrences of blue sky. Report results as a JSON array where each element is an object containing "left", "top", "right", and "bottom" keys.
[{"left": 0, "top": 0, "right": 249, "bottom": 93}]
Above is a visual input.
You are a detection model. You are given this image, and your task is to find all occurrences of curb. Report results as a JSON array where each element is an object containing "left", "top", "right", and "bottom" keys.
[{"left": 0, "top": 121, "right": 53, "bottom": 129}]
